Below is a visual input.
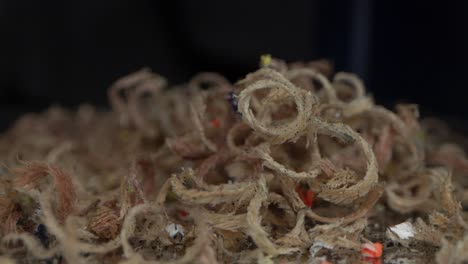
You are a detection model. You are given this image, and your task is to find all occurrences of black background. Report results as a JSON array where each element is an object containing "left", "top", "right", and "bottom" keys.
[{"left": 0, "top": 1, "right": 467, "bottom": 131}]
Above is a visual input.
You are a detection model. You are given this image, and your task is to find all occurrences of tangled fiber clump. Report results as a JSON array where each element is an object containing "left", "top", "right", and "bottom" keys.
[{"left": 1, "top": 56, "right": 468, "bottom": 263}]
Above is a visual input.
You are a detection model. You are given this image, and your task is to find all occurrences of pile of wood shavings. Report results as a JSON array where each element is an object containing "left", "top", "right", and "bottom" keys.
[{"left": 1, "top": 56, "right": 468, "bottom": 263}]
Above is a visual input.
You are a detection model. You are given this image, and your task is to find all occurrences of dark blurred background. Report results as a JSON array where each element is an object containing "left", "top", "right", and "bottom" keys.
[{"left": 0, "top": 0, "right": 467, "bottom": 131}]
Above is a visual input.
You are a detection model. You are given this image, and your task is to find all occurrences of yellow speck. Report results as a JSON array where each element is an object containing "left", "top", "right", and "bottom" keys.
[
  {"left": 120, "top": 129, "right": 130, "bottom": 142},
  {"left": 384, "top": 162, "right": 394, "bottom": 175},
  {"left": 260, "top": 54, "right": 272, "bottom": 67},
  {"left": 416, "top": 130, "right": 426, "bottom": 141},
  {"left": 166, "top": 190, "right": 179, "bottom": 203}
]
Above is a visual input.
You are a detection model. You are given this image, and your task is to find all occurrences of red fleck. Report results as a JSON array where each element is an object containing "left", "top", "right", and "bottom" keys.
[
  {"left": 361, "top": 242, "right": 383, "bottom": 258},
  {"left": 295, "top": 186, "right": 315, "bottom": 207},
  {"left": 178, "top": 209, "right": 189, "bottom": 218},
  {"left": 210, "top": 118, "right": 221, "bottom": 128}
]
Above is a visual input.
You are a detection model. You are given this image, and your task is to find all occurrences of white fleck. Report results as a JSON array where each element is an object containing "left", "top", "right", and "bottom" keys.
[
  {"left": 165, "top": 223, "right": 185, "bottom": 240},
  {"left": 309, "top": 240, "right": 333, "bottom": 258},
  {"left": 389, "top": 222, "right": 415, "bottom": 239}
]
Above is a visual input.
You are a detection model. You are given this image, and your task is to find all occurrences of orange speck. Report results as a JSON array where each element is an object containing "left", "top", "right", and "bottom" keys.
[
  {"left": 360, "top": 242, "right": 383, "bottom": 258},
  {"left": 320, "top": 261, "right": 332, "bottom": 264},
  {"left": 210, "top": 118, "right": 221, "bottom": 128}
]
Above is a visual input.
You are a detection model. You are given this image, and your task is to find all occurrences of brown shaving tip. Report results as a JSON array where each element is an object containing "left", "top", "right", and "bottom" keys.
[
  {"left": 89, "top": 205, "right": 121, "bottom": 240},
  {"left": 0, "top": 55, "right": 467, "bottom": 263},
  {"left": 13, "top": 161, "right": 76, "bottom": 222}
]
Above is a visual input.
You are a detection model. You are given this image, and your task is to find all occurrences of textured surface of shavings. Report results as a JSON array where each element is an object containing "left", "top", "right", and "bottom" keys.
[{"left": 0, "top": 56, "right": 468, "bottom": 263}]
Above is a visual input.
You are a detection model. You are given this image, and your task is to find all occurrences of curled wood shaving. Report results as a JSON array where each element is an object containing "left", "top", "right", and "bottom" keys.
[
  {"left": 2, "top": 56, "right": 468, "bottom": 263},
  {"left": 13, "top": 162, "right": 76, "bottom": 222}
]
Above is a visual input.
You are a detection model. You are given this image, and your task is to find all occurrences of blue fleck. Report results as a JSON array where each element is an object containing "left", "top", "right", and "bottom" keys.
[
  {"left": 35, "top": 224, "right": 62, "bottom": 264},
  {"left": 227, "top": 92, "right": 240, "bottom": 115},
  {"left": 35, "top": 224, "right": 49, "bottom": 248}
]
